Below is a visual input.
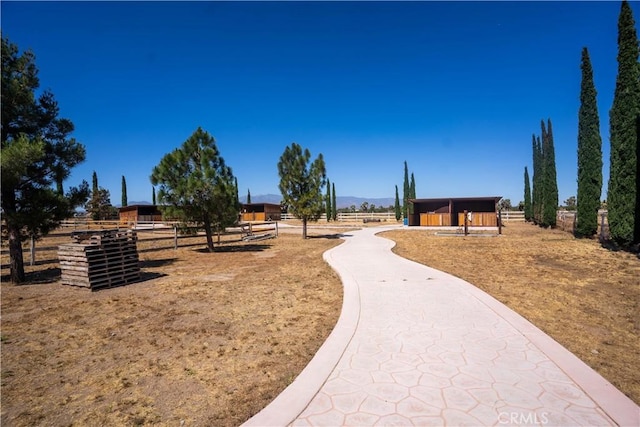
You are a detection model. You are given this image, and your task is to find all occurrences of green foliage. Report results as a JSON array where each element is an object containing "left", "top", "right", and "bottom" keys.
[
  {"left": 394, "top": 185, "right": 401, "bottom": 221},
  {"left": 608, "top": 1, "right": 640, "bottom": 246},
  {"left": 542, "top": 119, "right": 558, "bottom": 227},
  {"left": 402, "top": 161, "right": 409, "bottom": 218},
  {"left": 331, "top": 182, "right": 337, "bottom": 221},
  {"left": 498, "top": 198, "right": 512, "bottom": 211},
  {"left": 277, "top": 142, "right": 326, "bottom": 238},
  {"left": 531, "top": 135, "right": 543, "bottom": 223},
  {"left": 325, "top": 178, "right": 332, "bottom": 221},
  {"left": 409, "top": 172, "right": 416, "bottom": 215},
  {"left": 85, "top": 171, "right": 115, "bottom": 220},
  {"left": 152, "top": 187, "right": 156, "bottom": 205},
  {"left": 150, "top": 127, "right": 238, "bottom": 251},
  {"left": 121, "top": 175, "right": 128, "bottom": 207},
  {"left": 524, "top": 166, "right": 533, "bottom": 221},
  {"left": 576, "top": 47, "right": 603, "bottom": 237},
  {"left": 1, "top": 35, "right": 89, "bottom": 283},
  {"left": 247, "top": 188, "right": 251, "bottom": 204},
  {"left": 564, "top": 196, "right": 577, "bottom": 211}
]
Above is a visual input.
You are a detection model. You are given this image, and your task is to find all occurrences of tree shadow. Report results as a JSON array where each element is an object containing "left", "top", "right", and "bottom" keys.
[
  {"left": 195, "top": 244, "right": 272, "bottom": 253},
  {"left": 308, "top": 233, "right": 352, "bottom": 240},
  {"left": 1, "top": 267, "right": 62, "bottom": 285},
  {"left": 139, "top": 258, "right": 177, "bottom": 268}
]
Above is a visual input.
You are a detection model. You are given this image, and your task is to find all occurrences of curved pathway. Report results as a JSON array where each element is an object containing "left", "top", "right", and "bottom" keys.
[{"left": 244, "top": 226, "right": 639, "bottom": 426}]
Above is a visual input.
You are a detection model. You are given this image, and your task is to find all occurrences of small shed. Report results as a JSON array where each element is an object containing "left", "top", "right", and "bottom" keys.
[
  {"left": 118, "top": 205, "right": 163, "bottom": 224},
  {"left": 241, "top": 203, "right": 282, "bottom": 222},
  {"left": 408, "top": 197, "right": 501, "bottom": 227}
]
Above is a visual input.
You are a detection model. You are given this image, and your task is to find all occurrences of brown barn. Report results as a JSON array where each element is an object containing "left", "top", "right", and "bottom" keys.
[
  {"left": 118, "top": 205, "right": 163, "bottom": 225},
  {"left": 240, "top": 203, "right": 282, "bottom": 222},
  {"left": 408, "top": 197, "right": 501, "bottom": 227}
]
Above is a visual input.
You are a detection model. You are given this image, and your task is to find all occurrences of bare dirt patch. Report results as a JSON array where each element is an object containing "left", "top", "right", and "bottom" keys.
[
  {"left": 1, "top": 229, "right": 345, "bottom": 426},
  {"left": 381, "top": 222, "right": 640, "bottom": 405}
]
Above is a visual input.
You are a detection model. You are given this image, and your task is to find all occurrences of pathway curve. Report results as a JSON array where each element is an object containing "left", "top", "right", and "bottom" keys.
[{"left": 244, "top": 226, "right": 639, "bottom": 426}]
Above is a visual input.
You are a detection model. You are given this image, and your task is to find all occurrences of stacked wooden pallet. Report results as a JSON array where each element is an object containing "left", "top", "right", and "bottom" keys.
[{"left": 58, "top": 229, "right": 140, "bottom": 290}]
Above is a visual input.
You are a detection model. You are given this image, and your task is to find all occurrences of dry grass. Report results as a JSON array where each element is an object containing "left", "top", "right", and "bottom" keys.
[
  {"left": 1, "top": 227, "right": 345, "bottom": 426},
  {"left": 381, "top": 222, "right": 640, "bottom": 405}
]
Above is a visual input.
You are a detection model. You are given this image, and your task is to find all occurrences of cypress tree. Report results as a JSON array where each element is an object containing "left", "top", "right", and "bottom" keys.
[
  {"left": 402, "top": 161, "right": 409, "bottom": 218},
  {"left": 409, "top": 172, "right": 416, "bottom": 215},
  {"left": 326, "top": 178, "right": 332, "bottom": 221},
  {"left": 524, "top": 167, "right": 532, "bottom": 221},
  {"left": 331, "top": 182, "right": 337, "bottom": 221},
  {"left": 608, "top": 0, "right": 640, "bottom": 246},
  {"left": 394, "top": 185, "right": 401, "bottom": 221},
  {"left": 152, "top": 187, "right": 156, "bottom": 205},
  {"left": 576, "top": 47, "right": 603, "bottom": 237},
  {"left": 121, "top": 175, "right": 128, "bottom": 207},
  {"left": 247, "top": 188, "right": 251, "bottom": 204},
  {"left": 531, "top": 134, "right": 542, "bottom": 224},
  {"left": 542, "top": 119, "right": 558, "bottom": 227}
]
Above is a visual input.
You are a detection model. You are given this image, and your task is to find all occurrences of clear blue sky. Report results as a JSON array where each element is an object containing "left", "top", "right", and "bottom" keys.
[{"left": 2, "top": 1, "right": 632, "bottom": 206}]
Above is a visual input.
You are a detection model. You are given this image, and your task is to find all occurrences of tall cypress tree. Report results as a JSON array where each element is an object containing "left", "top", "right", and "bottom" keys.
[
  {"left": 409, "top": 172, "right": 416, "bottom": 215},
  {"left": 608, "top": 0, "right": 640, "bottom": 246},
  {"left": 402, "top": 161, "right": 409, "bottom": 218},
  {"left": 325, "top": 178, "right": 332, "bottom": 221},
  {"left": 331, "top": 182, "right": 337, "bottom": 221},
  {"left": 524, "top": 166, "right": 532, "bottom": 221},
  {"left": 394, "top": 185, "right": 401, "bottom": 221},
  {"left": 542, "top": 119, "right": 558, "bottom": 227},
  {"left": 152, "top": 187, "right": 156, "bottom": 205},
  {"left": 121, "top": 175, "right": 128, "bottom": 207},
  {"left": 531, "top": 134, "right": 542, "bottom": 224},
  {"left": 576, "top": 47, "right": 603, "bottom": 237}
]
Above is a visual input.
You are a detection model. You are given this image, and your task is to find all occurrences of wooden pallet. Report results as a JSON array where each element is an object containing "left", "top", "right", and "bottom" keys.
[{"left": 58, "top": 229, "right": 140, "bottom": 290}]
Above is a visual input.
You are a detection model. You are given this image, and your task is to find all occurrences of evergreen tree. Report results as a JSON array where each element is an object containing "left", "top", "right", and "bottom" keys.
[
  {"left": 402, "top": 161, "right": 409, "bottom": 218},
  {"left": 524, "top": 166, "right": 533, "bottom": 221},
  {"left": 531, "top": 134, "right": 543, "bottom": 224},
  {"left": 394, "top": 185, "right": 401, "bottom": 221},
  {"left": 247, "top": 188, "right": 251, "bottom": 204},
  {"left": 608, "top": 0, "right": 640, "bottom": 246},
  {"left": 152, "top": 187, "right": 156, "bottom": 205},
  {"left": 576, "top": 47, "right": 603, "bottom": 237},
  {"left": 332, "top": 182, "right": 337, "bottom": 221},
  {"left": 151, "top": 127, "right": 238, "bottom": 251},
  {"left": 542, "top": 119, "right": 558, "bottom": 227},
  {"left": 326, "top": 178, "right": 332, "bottom": 221},
  {"left": 121, "top": 175, "right": 128, "bottom": 207},
  {"left": 92, "top": 171, "right": 98, "bottom": 195},
  {"left": 277, "top": 142, "right": 326, "bottom": 239},
  {"left": 409, "top": 172, "right": 416, "bottom": 216}
]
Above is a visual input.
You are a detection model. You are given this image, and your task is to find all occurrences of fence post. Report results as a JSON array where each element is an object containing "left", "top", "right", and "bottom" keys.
[
  {"left": 464, "top": 210, "right": 469, "bottom": 236},
  {"left": 275, "top": 222, "right": 279, "bottom": 237},
  {"left": 174, "top": 226, "right": 178, "bottom": 250},
  {"left": 30, "top": 235, "right": 35, "bottom": 266},
  {"left": 498, "top": 211, "right": 502, "bottom": 235}
]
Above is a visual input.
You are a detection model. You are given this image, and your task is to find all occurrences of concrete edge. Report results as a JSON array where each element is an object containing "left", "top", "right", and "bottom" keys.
[
  {"left": 241, "top": 236, "right": 361, "bottom": 426},
  {"left": 375, "top": 229, "right": 640, "bottom": 427}
]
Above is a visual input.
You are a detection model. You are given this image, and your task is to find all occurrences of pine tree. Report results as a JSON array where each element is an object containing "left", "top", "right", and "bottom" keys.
[
  {"left": 247, "top": 188, "right": 251, "bottom": 204},
  {"left": 151, "top": 127, "right": 238, "bottom": 251},
  {"left": 524, "top": 167, "right": 533, "bottom": 221},
  {"left": 325, "top": 178, "right": 332, "bottom": 221},
  {"left": 332, "top": 182, "right": 337, "bottom": 221},
  {"left": 542, "top": 119, "right": 558, "bottom": 227},
  {"left": 576, "top": 47, "right": 603, "bottom": 237},
  {"left": 402, "top": 161, "right": 409, "bottom": 218},
  {"left": 121, "top": 175, "right": 128, "bottom": 207},
  {"left": 608, "top": 0, "right": 640, "bottom": 246},
  {"left": 277, "top": 142, "right": 327, "bottom": 239},
  {"left": 394, "top": 185, "right": 401, "bottom": 221}
]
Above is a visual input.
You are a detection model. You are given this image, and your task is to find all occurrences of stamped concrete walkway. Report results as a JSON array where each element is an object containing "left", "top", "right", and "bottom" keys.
[{"left": 244, "top": 226, "right": 639, "bottom": 426}]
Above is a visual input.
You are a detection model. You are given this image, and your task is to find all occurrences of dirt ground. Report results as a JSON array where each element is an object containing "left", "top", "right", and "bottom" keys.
[
  {"left": 2, "top": 220, "right": 639, "bottom": 426},
  {"left": 381, "top": 222, "right": 640, "bottom": 405},
  {"left": 1, "top": 226, "right": 345, "bottom": 426}
]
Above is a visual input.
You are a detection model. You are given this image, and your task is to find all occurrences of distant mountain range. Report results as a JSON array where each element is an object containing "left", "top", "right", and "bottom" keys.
[
  {"left": 242, "top": 194, "right": 395, "bottom": 209},
  {"left": 124, "top": 194, "right": 396, "bottom": 209}
]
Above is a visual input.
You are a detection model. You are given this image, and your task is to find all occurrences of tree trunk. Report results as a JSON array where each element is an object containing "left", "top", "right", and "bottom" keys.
[
  {"left": 203, "top": 220, "right": 215, "bottom": 252},
  {"left": 8, "top": 224, "right": 25, "bottom": 283},
  {"left": 302, "top": 217, "right": 308, "bottom": 239}
]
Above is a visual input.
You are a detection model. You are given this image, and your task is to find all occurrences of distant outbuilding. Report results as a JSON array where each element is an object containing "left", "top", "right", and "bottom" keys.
[
  {"left": 408, "top": 197, "right": 502, "bottom": 227},
  {"left": 118, "top": 204, "right": 163, "bottom": 225},
  {"left": 240, "top": 203, "right": 282, "bottom": 222}
]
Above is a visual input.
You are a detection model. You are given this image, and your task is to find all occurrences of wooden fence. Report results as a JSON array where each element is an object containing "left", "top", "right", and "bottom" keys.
[
  {"left": 1, "top": 221, "right": 278, "bottom": 269},
  {"left": 556, "top": 210, "right": 610, "bottom": 240}
]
